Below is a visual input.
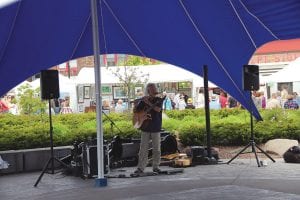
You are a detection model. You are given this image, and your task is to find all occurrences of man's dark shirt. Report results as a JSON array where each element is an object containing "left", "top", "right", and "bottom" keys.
[{"left": 134, "top": 97, "right": 163, "bottom": 132}]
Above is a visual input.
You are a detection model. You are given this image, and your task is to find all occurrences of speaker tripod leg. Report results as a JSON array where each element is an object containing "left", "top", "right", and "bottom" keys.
[
  {"left": 34, "top": 157, "right": 53, "bottom": 187},
  {"left": 255, "top": 144, "right": 276, "bottom": 163},
  {"left": 227, "top": 143, "right": 251, "bottom": 164},
  {"left": 251, "top": 142, "right": 261, "bottom": 167},
  {"left": 34, "top": 157, "right": 71, "bottom": 187}
]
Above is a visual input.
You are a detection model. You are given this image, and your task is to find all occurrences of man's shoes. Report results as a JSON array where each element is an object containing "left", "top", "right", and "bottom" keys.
[
  {"left": 153, "top": 168, "right": 161, "bottom": 173},
  {"left": 134, "top": 168, "right": 143, "bottom": 174}
]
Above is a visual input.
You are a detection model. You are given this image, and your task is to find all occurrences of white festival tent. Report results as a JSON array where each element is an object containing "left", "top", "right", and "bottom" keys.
[
  {"left": 76, "top": 64, "right": 217, "bottom": 94},
  {"left": 265, "top": 57, "right": 300, "bottom": 83}
]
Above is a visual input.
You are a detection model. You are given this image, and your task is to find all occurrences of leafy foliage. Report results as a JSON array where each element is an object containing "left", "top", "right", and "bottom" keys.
[
  {"left": 119, "top": 55, "right": 161, "bottom": 66},
  {"left": 0, "top": 109, "right": 300, "bottom": 151},
  {"left": 17, "top": 84, "right": 47, "bottom": 115}
]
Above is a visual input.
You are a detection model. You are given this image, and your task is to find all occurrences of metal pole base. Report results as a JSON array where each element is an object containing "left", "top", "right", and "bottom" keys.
[
  {"left": 227, "top": 140, "right": 276, "bottom": 167},
  {"left": 95, "top": 177, "right": 108, "bottom": 187},
  {"left": 34, "top": 156, "right": 70, "bottom": 187}
]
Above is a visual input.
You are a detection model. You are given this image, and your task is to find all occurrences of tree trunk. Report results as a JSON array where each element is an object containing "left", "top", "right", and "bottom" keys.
[{"left": 127, "top": 87, "right": 131, "bottom": 110}]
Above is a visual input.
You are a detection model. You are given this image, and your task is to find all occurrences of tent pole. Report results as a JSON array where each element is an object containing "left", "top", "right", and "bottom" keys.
[
  {"left": 91, "top": 0, "right": 107, "bottom": 187},
  {"left": 202, "top": 65, "right": 217, "bottom": 164},
  {"left": 203, "top": 65, "right": 212, "bottom": 158}
]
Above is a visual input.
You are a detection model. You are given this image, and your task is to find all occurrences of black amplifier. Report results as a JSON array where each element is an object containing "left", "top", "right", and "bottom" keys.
[
  {"left": 191, "top": 146, "right": 219, "bottom": 164},
  {"left": 82, "top": 144, "right": 108, "bottom": 178}
]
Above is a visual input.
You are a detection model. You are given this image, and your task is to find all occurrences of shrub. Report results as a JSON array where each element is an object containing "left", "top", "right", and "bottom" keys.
[{"left": 0, "top": 109, "right": 300, "bottom": 151}]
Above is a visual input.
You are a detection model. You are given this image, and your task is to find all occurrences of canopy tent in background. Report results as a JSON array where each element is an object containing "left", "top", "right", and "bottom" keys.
[
  {"left": 76, "top": 64, "right": 216, "bottom": 86},
  {"left": 265, "top": 57, "right": 300, "bottom": 83},
  {"left": 1, "top": 1, "right": 300, "bottom": 120},
  {"left": 76, "top": 67, "right": 121, "bottom": 85},
  {"left": 76, "top": 64, "right": 217, "bottom": 106}
]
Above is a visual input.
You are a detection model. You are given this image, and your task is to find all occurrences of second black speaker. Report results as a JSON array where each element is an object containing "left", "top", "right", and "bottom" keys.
[
  {"left": 243, "top": 65, "right": 259, "bottom": 91},
  {"left": 40, "top": 70, "right": 60, "bottom": 100}
]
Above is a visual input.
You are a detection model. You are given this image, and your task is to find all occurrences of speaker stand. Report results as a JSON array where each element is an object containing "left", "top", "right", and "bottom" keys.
[
  {"left": 227, "top": 91, "right": 275, "bottom": 167},
  {"left": 34, "top": 99, "right": 70, "bottom": 187}
]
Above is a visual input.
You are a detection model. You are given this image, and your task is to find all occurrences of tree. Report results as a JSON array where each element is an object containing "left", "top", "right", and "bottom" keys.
[
  {"left": 108, "top": 65, "right": 149, "bottom": 109},
  {"left": 118, "top": 55, "right": 160, "bottom": 66},
  {"left": 17, "top": 84, "right": 47, "bottom": 115}
]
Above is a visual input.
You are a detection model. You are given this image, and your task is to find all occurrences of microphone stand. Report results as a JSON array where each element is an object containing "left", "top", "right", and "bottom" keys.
[
  {"left": 102, "top": 110, "right": 123, "bottom": 135},
  {"left": 101, "top": 110, "right": 124, "bottom": 173}
]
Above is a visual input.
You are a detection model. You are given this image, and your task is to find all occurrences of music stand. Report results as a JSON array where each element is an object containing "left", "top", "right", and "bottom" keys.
[
  {"left": 227, "top": 90, "right": 275, "bottom": 167},
  {"left": 34, "top": 98, "right": 70, "bottom": 187}
]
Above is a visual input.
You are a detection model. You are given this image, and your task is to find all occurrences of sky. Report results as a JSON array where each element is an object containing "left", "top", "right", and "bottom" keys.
[{"left": 0, "top": 0, "right": 17, "bottom": 8}]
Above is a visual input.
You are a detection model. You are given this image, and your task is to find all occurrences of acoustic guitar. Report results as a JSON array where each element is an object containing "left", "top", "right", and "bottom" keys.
[{"left": 133, "top": 96, "right": 166, "bottom": 129}]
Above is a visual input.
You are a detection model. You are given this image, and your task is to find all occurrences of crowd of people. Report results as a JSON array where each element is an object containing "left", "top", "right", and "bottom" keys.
[
  {"left": 1, "top": 86, "right": 299, "bottom": 115},
  {"left": 96, "top": 87, "right": 300, "bottom": 114},
  {"left": 252, "top": 89, "right": 299, "bottom": 110}
]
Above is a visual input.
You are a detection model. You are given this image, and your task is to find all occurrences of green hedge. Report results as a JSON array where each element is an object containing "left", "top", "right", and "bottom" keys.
[{"left": 0, "top": 108, "right": 299, "bottom": 151}]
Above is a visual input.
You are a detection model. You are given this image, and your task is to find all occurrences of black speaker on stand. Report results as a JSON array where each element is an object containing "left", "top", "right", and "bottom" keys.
[
  {"left": 242, "top": 64, "right": 259, "bottom": 91},
  {"left": 227, "top": 65, "right": 275, "bottom": 167},
  {"left": 34, "top": 70, "right": 69, "bottom": 187}
]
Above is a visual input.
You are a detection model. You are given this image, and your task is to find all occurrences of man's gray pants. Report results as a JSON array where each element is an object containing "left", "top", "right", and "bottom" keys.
[{"left": 137, "top": 131, "right": 161, "bottom": 171}]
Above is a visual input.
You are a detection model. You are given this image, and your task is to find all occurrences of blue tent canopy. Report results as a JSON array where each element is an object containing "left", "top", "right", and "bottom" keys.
[{"left": 1, "top": 0, "right": 300, "bottom": 119}]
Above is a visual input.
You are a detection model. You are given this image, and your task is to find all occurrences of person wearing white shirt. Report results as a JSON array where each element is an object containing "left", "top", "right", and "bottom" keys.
[
  {"left": 115, "top": 99, "right": 125, "bottom": 113},
  {"left": 266, "top": 93, "right": 281, "bottom": 109}
]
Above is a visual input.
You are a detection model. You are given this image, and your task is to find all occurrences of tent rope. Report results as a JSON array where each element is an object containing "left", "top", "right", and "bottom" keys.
[
  {"left": 0, "top": 1, "right": 22, "bottom": 66},
  {"left": 239, "top": 0, "right": 279, "bottom": 40},
  {"left": 178, "top": 0, "right": 249, "bottom": 105},
  {"left": 69, "top": 14, "right": 92, "bottom": 61},
  {"left": 102, "top": 0, "right": 146, "bottom": 57},
  {"left": 228, "top": 0, "right": 257, "bottom": 49},
  {"left": 99, "top": 0, "right": 108, "bottom": 55},
  {"left": 70, "top": 0, "right": 108, "bottom": 65}
]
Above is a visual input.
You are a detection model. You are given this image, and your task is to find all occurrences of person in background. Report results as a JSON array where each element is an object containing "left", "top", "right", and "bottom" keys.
[
  {"left": 209, "top": 95, "right": 221, "bottom": 110},
  {"left": 219, "top": 91, "right": 228, "bottom": 109},
  {"left": 182, "top": 92, "right": 189, "bottom": 104},
  {"left": 51, "top": 98, "right": 60, "bottom": 115},
  {"left": 6, "top": 95, "right": 18, "bottom": 115},
  {"left": 162, "top": 92, "right": 172, "bottom": 111},
  {"left": 0, "top": 95, "right": 9, "bottom": 114},
  {"left": 185, "top": 98, "right": 195, "bottom": 109},
  {"left": 196, "top": 88, "right": 205, "bottom": 109},
  {"left": 227, "top": 95, "right": 237, "bottom": 108},
  {"left": 260, "top": 92, "right": 266, "bottom": 109},
  {"left": 60, "top": 96, "right": 73, "bottom": 114},
  {"left": 275, "top": 91, "right": 283, "bottom": 108},
  {"left": 266, "top": 93, "right": 281, "bottom": 109},
  {"left": 252, "top": 91, "right": 262, "bottom": 110},
  {"left": 115, "top": 99, "right": 125, "bottom": 113},
  {"left": 173, "top": 93, "right": 181, "bottom": 110},
  {"left": 178, "top": 95, "right": 186, "bottom": 110},
  {"left": 284, "top": 94, "right": 299, "bottom": 110},
  {"left": 133, "top": 83, "right": 163, "bottom": 174},
  {"left": 281, "top": 85, "right": 289, "bottom": 101},
  {"left": 293, "top": 92, "right": 300, "bottom": 106},
  {"left": 102, "top": 99, "right": 111, "bottom": 113}
]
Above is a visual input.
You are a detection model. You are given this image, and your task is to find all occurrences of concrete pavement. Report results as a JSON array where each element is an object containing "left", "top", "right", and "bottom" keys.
[{"left": 1, "top": 158, "right": 300, "bottom": 200}]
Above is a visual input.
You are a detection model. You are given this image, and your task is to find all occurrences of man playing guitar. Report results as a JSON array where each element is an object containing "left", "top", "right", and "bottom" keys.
[{"left": 133, "top": 83, "right": 164, "bottom": 174}]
